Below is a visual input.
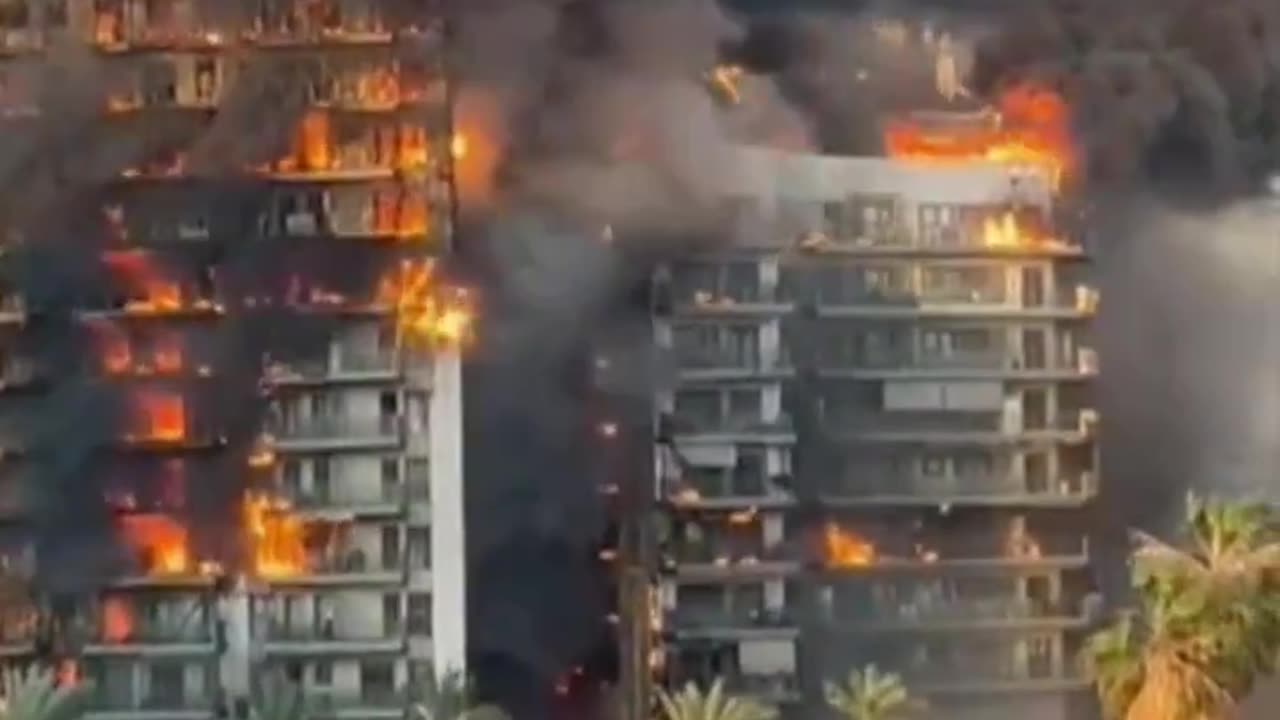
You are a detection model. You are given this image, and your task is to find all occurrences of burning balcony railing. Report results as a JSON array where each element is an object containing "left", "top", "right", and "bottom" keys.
[
  {"left": 244, "top": 5, "right": 392, "bottom": 46},
  {"left": 262, "top": 111, "right": 430, "bottom": 179},
  {"left": 821, "top": 523, "right": 1091, "bottom": 571},
  {"left": 246, "top": 495, "right": 402, "bottom": 580}
]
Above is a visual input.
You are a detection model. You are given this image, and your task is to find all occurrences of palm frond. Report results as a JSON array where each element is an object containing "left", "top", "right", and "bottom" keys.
[
  {"left": 655, "top": 679, "right": 777, "bottom": 720},
  {"left": 0, "top": 668, "right": 93, "bottom": 720},
  {"left": 823, "top": 665, "right": 923, "bottom": 720}
]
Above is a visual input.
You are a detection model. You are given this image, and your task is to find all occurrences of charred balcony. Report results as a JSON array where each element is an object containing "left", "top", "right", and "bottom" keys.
[
  {"left": 666, "top": 385, "right": 794, "bottom": 443},
  {"left": 83, "top": 592, "right": 216, "bottom": 653},
  {"left": 259, "top": 184, "right": 439, "bottom": 245}
]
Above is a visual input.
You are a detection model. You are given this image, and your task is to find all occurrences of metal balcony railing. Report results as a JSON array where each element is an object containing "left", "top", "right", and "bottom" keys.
[
  {"left": 94, "top": 621, "right": 213, "bottom": 645},
  {"left": 285, "top": 485, "right": 403, "bottom": 511},
  {"left": 826, "top": 596, "right": 1084, "bottom": 626},
  {"left": 826, "top": 471, "right": 1096, "bottom": 502},
  {"left": 273, "top": 415, "right": 401, "bottom": 441},
  {"left": 263, "top": 620, "right": 403, "bottom": 643}
]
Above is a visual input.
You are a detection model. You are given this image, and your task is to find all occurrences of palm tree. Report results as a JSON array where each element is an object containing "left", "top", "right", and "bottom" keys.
[
  {"left": 412, "top": 669, "right": 507, "bottom": 720},
  {"left": 656, "top": 679, "right": 777, "bottom": 720},
  {"left": 0, "top": 668, "right": 92, "bottom": 720},
  {"left": 824, "top": 665, "right": 923, "bottom": 720},
  {"left": 1083, "top": 495, "right": 1280, "bottom": 720}
]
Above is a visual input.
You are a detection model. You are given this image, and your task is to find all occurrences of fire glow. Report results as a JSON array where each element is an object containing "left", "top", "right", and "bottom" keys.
[
  {"left": 120, "top": 513, "right": 190, "bottom": 575},
  {"left": 103, "top": 250, "right": 184, "bottom": 315},
  {"left": 884, "top": 84, "right": 1072, "bottom": 190},
  {"left": 377, "top": 259, "right": 474, "bottom": 348},
  {"left": 130, "top": 391, "right": 187, "bottom": 443},
  {"left": 823, "top": 523, "right": 876, "bottom": 568},
  {"left": 244, "top": 493, "right": 307, "bottom": 579}
]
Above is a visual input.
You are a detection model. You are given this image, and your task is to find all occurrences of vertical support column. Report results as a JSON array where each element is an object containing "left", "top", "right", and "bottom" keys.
[
  {"left": 429, "top": 349, "right": 466, "bottom": 677},
  {"left": 217, "top": 579, "right": 253, "bottom": 701}
]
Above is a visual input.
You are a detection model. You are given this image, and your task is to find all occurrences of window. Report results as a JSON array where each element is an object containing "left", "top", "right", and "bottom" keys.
[
  {"left": 146, "top": 662, "right": 184, "bottom": 705},
  {"left": 406, "top": 458, "right": 429, "bottom": 500},
  {"left": 314, "top": 661, "right": 333, "bottom": 686},
  {"left": 380, "top": 526, "right": 401, "bottom": 568},
  {"left": 727, "top": 389, "right": 761, "bottom": 427},
  {"left": 381, "top": 458, "right": 400, "bottom": 485},
  {"left": 382, "top": 594, "right": 401, "bottom": 634},
  {"left": 359, "top": 661, "right": 396, "bottom": 700},
  {"left": 731, "top": 447, "right": 766, "bottom": 496},
  {"left": 408, "top": 528, "right": 430, "bottom": 570},
  {"left": 408, "top": 593, "right": 431, "bottom": 634},
  {"left": 312, "top": 456, "right": 330, "bottom": 499},
  {"left": 281, "top": 459, "right": 301, "bottom": 494}
]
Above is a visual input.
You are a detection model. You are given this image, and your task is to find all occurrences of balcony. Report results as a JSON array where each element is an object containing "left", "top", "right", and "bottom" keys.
[
  {"left": 668, "top": 412, "right": 794, "bottom": 444},
  {"left": 268, "top": 351, "right": 399, "bottom": 387},
  {"left": 824, "top": 596, "right": 1095, "bottom": 633},
  {"left": 667, "top": 542, "right": 800, "bottom": 581},
  {"left": 271, "top": 415, "right": 402, "bottom": 452},
  {"left": 265, "top": 546, "right": 404, "bottom": 587},
  {"left": 86, "top": 688, "right": 213, "bottom": 720},
  {"left": 85, "top": 617, "right": 215, "bottom": 654},
  {"left": 822, "top": 471, "right": 1097, "bottom": 508},
  {"left": 282, "top": 485, "right": 404, "bottom": 520},
  {"left": 826, "top": 536, "right": 1092, "bottom": 575},
  {"left": 309, "top": 689, "right": 408, "bottom": 720},
  {"left": 812, "top": 285, "right": 1099, "bottom": 321},
  {"left": 802, "top": 227, "right": 1085, "bottom": 259},
  {"left": 261, "top": 621, "right": 404, "bottom": 655},
  {"left": 825, "top": 409, "right": 1097, "bottom": 446},
  {"left": 668, "top": 607, "right": 798, "bottom": 641},
  {"left": 820, "top": 348, "right": 1100, "bottom": 382}
]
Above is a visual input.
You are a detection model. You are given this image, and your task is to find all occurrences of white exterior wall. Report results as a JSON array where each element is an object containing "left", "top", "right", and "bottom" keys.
[{"left": 428, "top": 349, "right": 466, "bottom": 677}]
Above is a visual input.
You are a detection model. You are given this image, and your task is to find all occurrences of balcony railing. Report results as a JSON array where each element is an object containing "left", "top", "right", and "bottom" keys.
[
  {"left": 309, "top": 689, "right": 408, "bottom": 711},
  {"left": 273, "top": 415, "right": 401, "bottom": 443},
  {"left": 263, "top": 620, "right": 403, "bottom": 643},
  {"left": 285, "top": 485, "right": 404, "bottom": 513},
  {"left": 269, "top": 351, "right": 398, "bottom": 383},
  {"left": 825, "top": 471, "right": 1097, "bottom": 505},
  {"left": 92, "top": 621, "right": 213, "bottom": 645},
  {"left": 89, "top": 690, "right": 211, "bottom": 713},
  {"left": 669, "top": 413, "right": 793, "bottom": 437},
  {"left": 825, "top": 595, "right": 1087, "bottom": 627}
]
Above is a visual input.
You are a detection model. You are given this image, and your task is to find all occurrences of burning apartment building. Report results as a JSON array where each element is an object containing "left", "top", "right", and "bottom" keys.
[
  {"left": 650, "top": 83, "right": 1103, "bottom": 719},
  {"left": 0, "top": 0, "right": 471, "bottom": 717}
]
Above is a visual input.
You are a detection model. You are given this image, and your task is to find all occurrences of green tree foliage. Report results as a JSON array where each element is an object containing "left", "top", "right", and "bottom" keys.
[
  {"left": 412, "top": 669, "right": 508, "bottom": 720},
  {"left": 0, "top": 668, "right": 92, "bottom": 720},
  {"left": 1083, "top": 494, "right": 1280, "bottom": 720},
  {"left": 824, "top": 665, "right": 924, "bottom": 720},
  {"left": 656, "top": 679, "right": 777, "bottom": 720}
]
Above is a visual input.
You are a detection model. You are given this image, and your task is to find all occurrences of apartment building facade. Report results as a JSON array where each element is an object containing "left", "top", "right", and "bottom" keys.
[
  {"left": 0, "top": 1, "right": 467, "bottom": 718},
  {"left": 654, "top": 147, "right": 1100, "bottom": 720}
]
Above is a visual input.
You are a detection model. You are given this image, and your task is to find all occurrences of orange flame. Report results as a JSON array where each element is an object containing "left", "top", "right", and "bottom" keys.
[
  {"left": 244, "top": 493, "right": 307, "bottom": 579},
  {"left": 56, "top": 660, "right": 79, "bottom": 688},
  {"left": 709, "top": 64, "right": 745, "bottom": 105},
  {"left": 884, "top": 83, "right": 1072, "bottom": 190},
  {"left": 101, "top": 596, "right": 133, "bottom": 642},
  {"left": 120, "top": 514, "right": 189, "bottom": 575},
  {"left": 153, "top": 334, "right": 184, "bottom": 374},
  {"left": 131, "top": 391, "right": 186, "bottom": 443},
  {"left": 823, "top": 523, "right": 876, "bottom": 568},
  {"left": 377, "top": 260, "right": 475, "bottom": 348},
  {"left": 103, "top": 250, "right": 184, "bottom": 314}
]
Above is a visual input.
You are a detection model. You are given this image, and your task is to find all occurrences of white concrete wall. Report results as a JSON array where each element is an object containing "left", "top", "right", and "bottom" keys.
[
  {"left": 428, "top": 350, "right": 466, "bottom": 677},
  {"left": 333, "top": 589, "right": 385, "bottom": 639}
]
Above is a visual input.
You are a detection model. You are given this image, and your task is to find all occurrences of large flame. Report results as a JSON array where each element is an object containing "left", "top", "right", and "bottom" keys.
[
  {"left": 244, "top": 493, "right": 307, "bottom": 579},
  {"left": 103, "top": 250, "right": 184, "bottom": 314},
  {"left": 377, "top": 259, "right": 474, "bottom": 348},
  {"left": 884, "top": 83, "right": 1072, "bottom": 190},
  {"left": 823, "top": 523, "right": 876, "bottom": 568},
  {"left": 120, "top": 514, "right": 189, "bottom": 575}
]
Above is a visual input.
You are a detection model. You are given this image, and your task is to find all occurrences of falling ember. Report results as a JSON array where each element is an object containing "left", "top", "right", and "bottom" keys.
[
  {"left": 244, "top": 493, "right": 307, "bottom": 579},
  {"left": 56, "top": 660, "right": 78, "bottom": 688},
  {"left": 101, "top": 596, "right": 133, "bottom": 642},
  {"left": 823, "top": 523, "right": 876, "bottom": 568},
  {"left": 450, "top": 133, "right": 469, "bottom": 160},
  {"left": 119, "top": 514, "right": 190, "bottom": 575},
  {"left": 884, "top": 83, "right": 1072, "bottom": 190},
  {"left": 708, "top": 63, "right": 745, "bottom": 105}
]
